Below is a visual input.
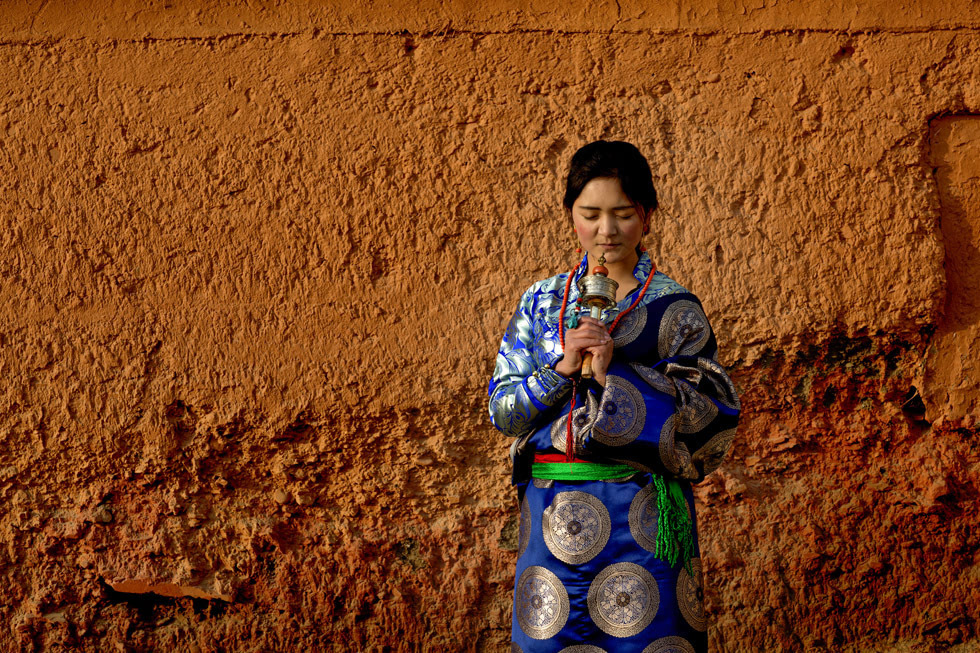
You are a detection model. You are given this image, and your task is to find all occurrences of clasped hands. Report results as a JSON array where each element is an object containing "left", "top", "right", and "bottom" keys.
[{"left": 553, "top": 316, "right": 613, "bottom": 386}]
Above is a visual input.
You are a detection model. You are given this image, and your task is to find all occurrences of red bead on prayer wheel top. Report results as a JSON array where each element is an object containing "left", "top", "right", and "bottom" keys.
[{"left": 593, "top": 265, "right": 608, "bottom": 276}]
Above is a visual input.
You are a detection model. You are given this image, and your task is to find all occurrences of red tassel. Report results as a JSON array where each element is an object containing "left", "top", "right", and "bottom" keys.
[{"left": 566, "top": 379, "right": 578, "bottom": 462}]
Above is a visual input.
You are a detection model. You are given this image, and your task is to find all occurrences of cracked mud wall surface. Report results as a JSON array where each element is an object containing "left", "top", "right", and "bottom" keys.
[{"left": 2, "top": 2, "right": 980, "bottom": 651}]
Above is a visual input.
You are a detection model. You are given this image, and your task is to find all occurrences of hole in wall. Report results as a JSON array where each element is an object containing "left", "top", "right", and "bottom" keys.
[
  {"left": 831, "top": 44, "right": 855, "bottom": 63},
  {"left": 99, "top": 579, "right": 228, "bottom": 620},
  {"left": 901, "top": 386, "right": 927, "bottom": 419}
]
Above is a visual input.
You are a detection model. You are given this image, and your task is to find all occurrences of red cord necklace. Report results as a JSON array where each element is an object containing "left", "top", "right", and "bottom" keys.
[{"left": 557, "top": 255, "right": 657, "bottom": 461}]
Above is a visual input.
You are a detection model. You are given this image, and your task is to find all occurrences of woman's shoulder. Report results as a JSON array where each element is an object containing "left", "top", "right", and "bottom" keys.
[
  {"left": 525, "top": 270, "right": 571, "bottom": 297},
  {"left": 515, "top": 270, "right": 572, "bottom": 308},
  {"left": 644, "top": 270, "right": 695, "bottom": 305}
]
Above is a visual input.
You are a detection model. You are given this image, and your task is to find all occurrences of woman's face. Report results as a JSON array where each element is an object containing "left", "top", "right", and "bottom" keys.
[{"left": 570, "top": 177, "right": 645, "bottom": 269}]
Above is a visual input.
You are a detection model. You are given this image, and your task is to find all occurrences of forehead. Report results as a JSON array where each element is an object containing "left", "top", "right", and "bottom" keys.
[{"left": 572, "top": 177, "right": 632, "bottom": 209}]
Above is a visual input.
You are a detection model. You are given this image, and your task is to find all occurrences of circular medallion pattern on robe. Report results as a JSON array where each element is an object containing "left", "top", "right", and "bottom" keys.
[
  {"left": 658, "top": 300, "right": 709, "bottom": 358},
  {"left": 518, "top": 492, "right": 531, "bottom": 558},
  {"left": 542, "top": 491, "right": 611, "bottom": 564},
  {"left": 588, "top": 562, "right": 659, "bottom": 638},
  {"left": 628, "top": 482, "right": 660, "bottom": 553},
  {"left": 559, "top": 647, "right": 607, "bottom": 653},
  {"left": 692, "top": 428, "right": 736, "bottom": 476},
  {"left": 628, "top": 482, "right": 694, "bottom": 554},
  {"left": 658, "top": 413, "right": 691, "bottom": 478},
  {"left": 516, "top": 566, "right": 570, "bottom": 639},
  {"left": 675, "top": 386, "right": 718, "bottom": 434},
  {"left": 630, "top": 363, "right": 676, "bottom": 397},
  {"left": 642, "top": 636, "right": 697, "bottom": 653},
  {"left": 550, "top": 394, "right": 598, "bottom": 454},
  {"left": 677, "top": 558, "right": 707, "bottom": 631},
  {"left": 591, "top": 377, "right": 646, "bottom": 447},
  {"left": 697, "top": 358, "right": 741, "bottom": 410},
  {"left": 612, "top": 303, "right": 647, "bottom": 348}
]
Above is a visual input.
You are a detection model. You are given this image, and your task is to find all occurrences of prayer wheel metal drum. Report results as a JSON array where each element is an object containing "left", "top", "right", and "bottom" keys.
[
  {"left": 577, "top": 271, "right": 618, "bottom": 379},
  {"left": 577, "top": 274, "right": 619, "bottom": 307}
]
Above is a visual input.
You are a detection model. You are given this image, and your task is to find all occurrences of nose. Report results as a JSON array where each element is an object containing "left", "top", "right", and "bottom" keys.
[{"left": 597, "top": 214, "right": 617, "bottom": 237}]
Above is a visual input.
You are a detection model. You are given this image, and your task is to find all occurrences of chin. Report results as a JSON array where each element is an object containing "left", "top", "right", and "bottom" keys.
[{"left": 595, "top": 248, "right": 634, "bottom": 262}]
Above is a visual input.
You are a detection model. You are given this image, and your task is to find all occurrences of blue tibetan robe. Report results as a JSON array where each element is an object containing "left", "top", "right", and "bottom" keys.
[{"left": 488, "top": 252, "right": 740, "bottom": 653}]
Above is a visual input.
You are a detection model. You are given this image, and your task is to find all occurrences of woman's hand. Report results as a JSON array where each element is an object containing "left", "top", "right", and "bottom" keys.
[{"left": 554, "top": 316, "right": 614, "bottom": 385}]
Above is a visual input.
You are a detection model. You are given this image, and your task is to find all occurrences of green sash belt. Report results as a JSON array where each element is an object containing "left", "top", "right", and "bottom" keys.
[
  {"left": 531, "top": 461, "right": 637, "bottom": 480},
  {"left": 530, "top": 461, "right": 695, "bottom": 574}
]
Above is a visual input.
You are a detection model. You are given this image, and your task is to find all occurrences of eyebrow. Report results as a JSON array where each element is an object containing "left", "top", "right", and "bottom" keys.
[{"left": 578, "top": 205, "right": 636, "bottom": 211}]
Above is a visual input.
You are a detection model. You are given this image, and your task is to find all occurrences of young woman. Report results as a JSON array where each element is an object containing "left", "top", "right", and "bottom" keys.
[{"left": 489, "top": 141, "right": 741, "bottom": 653}]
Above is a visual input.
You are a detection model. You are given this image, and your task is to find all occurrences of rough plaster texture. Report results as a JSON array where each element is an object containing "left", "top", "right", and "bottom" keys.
[{"left": 1, "top": 2, "right": 979, "bottom": 651}]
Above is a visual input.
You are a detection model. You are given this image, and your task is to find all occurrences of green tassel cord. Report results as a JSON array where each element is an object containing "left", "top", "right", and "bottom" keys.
[{"left": 653, "top": 473, "right": 695, "bottom": 576}]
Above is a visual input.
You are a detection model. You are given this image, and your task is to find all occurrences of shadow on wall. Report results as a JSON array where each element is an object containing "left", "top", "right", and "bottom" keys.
[{"left": 921, "top": 114, "right": 980, "bottom": 427}]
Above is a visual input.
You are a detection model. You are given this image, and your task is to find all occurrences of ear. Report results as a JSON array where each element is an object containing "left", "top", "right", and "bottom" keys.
[{"left": 636, "top": 205, "right": 650, "bottom": 233}]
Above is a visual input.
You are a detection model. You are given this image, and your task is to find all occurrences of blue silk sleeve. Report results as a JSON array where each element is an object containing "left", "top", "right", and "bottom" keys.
[{"left": 488, "top": 287, "right": 573, "bottom": 440}]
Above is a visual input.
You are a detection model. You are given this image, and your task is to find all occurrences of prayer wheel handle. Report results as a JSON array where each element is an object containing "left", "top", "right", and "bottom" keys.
[
  {"left": 580, "top": 303, "right": 604, "bottom": 379},
  {"left": 581, "top": 351, "right": 596, "bottom": 379},
  {"left": 576, "top": 260, "right": 618, "bottom": 380}
]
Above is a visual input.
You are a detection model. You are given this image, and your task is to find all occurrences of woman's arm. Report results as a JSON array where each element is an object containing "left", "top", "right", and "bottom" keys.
[
  {"left": 571, "top": 296, "right": 741, "bottom": 482},
  {"left": 488, "top": 287, "right": 574, "bottom": 439}
]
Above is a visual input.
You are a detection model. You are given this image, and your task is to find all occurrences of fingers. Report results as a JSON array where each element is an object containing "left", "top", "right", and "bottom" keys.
[
  {"left": 564, "top": 317, "right": 612, "bottom": 359},
  {"left": 578, "top": 316, "right": 605, "bottom": 327},
  {"left": 565, "top": 329, "right": 610, "bottom": 350},
  {"left": 569, "top": 318, "right": 610, "bottom": 338},
  {"left": 584, "top": 338, "right": 614, "bottom": 357},
  {"left": 584, "top": 340, "right": 615, "bottom": 379}
]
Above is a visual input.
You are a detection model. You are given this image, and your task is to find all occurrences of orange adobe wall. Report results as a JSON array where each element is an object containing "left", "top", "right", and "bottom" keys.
[{"left": 1, "top": 2, "right": 979, "bottom": 651}]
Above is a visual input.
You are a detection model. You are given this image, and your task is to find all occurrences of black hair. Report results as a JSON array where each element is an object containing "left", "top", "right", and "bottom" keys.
[{"left": 562, "top": 140, "right": 658, "bottom": 214}]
